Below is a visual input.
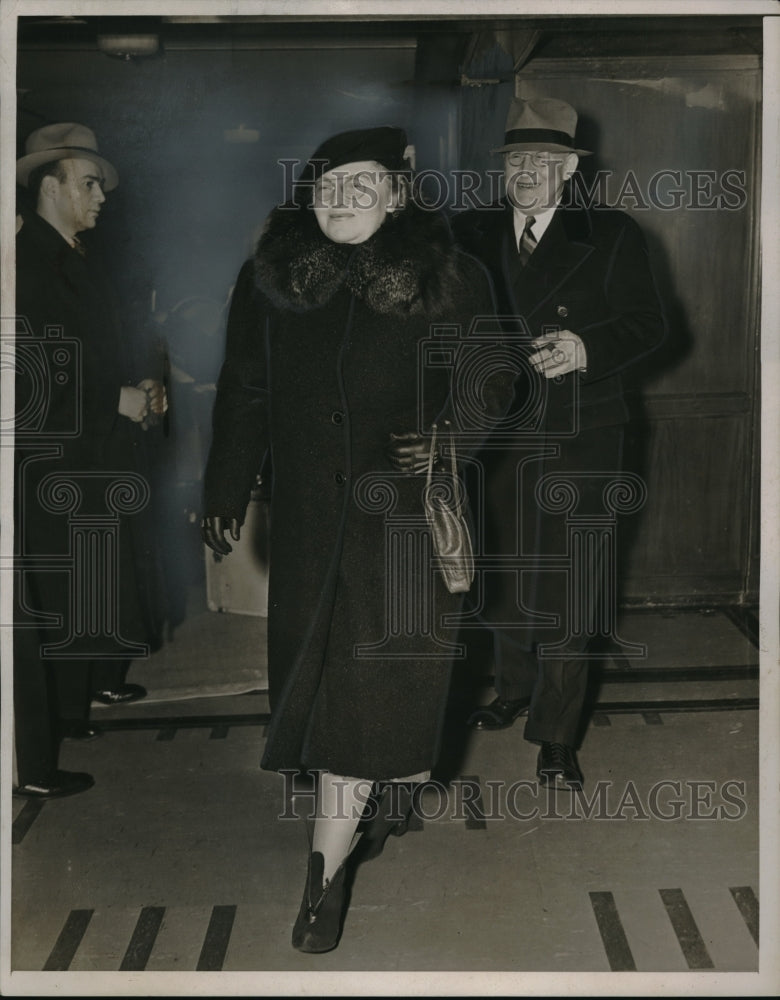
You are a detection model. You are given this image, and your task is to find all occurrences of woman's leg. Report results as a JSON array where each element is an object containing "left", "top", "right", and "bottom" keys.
[
  {"left": 312, "top": 771, "right": 373, "bottom": 882},
  {"left": 292, "top": 771, "right": 373, "bottom": 953}
]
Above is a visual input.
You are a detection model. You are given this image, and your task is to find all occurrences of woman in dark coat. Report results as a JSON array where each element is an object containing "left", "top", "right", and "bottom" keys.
[{"left": 202, "top": 127, "right": 509, "bottom": 952}]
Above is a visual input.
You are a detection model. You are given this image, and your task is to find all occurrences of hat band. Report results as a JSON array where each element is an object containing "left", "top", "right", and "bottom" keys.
[
  {"left": 503, "top": 128, "right": 575, "bottom": 147},
  {"left": 40, "top": 144, "right": 102, "bottom": 157}
]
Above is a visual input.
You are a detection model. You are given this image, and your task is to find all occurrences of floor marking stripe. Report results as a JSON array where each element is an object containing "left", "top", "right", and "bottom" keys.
[
  {"left": 659, "top": 888, "right": 714, "bottom": 968},
  {"left": 42, "top": 909, "right": 93, "bottom": 971},
  {"left": 119, "top": 906, "right": 166, "bottom": 971},
  {"left": 12, "top": 799, "right": 45, "bottom": 845},
  {"left": 197, "top": 905, "right": 236, "bottom": 971},
  {"left": 729, "top": 886, "right": 759, "bottom": 945},
  {"left": 588, "top": 891, "right": 636, "bottom": 971},
  {"left": 458, "top": 775, "right": 487, "bottom": 830}
]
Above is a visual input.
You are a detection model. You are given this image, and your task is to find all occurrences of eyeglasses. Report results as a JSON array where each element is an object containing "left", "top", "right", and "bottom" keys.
[{"left": 505, "top": 151, "right": 565, "bottom": 168}]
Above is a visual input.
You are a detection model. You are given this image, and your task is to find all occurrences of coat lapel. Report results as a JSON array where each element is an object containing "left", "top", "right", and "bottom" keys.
[{"left": 510, "top": 205, "right": 596, "bottom": 319}]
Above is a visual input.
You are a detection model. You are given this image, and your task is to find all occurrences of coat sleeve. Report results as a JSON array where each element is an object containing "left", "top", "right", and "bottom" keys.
[
  {"left": 435, "top": 250, "right": 517, "bottom": 453},
  {"left": 576, "top": 213, "right": 668, "bottom": 383},
  {"left": 203, "top": 259, "right": 271, "bottom": 522}
]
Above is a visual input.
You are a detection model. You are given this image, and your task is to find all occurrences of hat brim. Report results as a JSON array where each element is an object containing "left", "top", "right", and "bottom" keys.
[
  {"left": 16, "top": 148, "right": 119, "bottom": 190},
  {"left": 491, "top": 141, "right": 591, "bottom": 156}
]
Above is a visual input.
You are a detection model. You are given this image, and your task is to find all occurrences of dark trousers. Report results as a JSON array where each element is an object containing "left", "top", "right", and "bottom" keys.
[
  {"left": 493, "top": 630, "right": 589, "bottom": 747},
  {"left": 14, "top": 621, "right": 130, "bottom": 784},
  {"left": 54, "top": 659, "right": 129, "bottom": 721},
  {"left": 484, "top": 424, "right": 626, "bottom": 747},
  {"left": 13, "top": 625, "right": 58, "bottom": 785}
]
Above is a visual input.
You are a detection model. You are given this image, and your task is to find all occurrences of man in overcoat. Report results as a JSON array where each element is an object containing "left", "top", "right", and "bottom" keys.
[
  {"left": 452, "top": 97, "right": 667, "bottom": 787},
  {"left": 13, "top": 123, "right": 167, "bottom": 798}
]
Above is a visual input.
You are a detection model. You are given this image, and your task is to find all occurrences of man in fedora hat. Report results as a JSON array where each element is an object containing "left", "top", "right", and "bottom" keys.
[
  {"left": 13, "top": 123, "right": 167, "bottom": 798},
  {"left": 452, "top": 97, "right": 667, "bottom": 788}
]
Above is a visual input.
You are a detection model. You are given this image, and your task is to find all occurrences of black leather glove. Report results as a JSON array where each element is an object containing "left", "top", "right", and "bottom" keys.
[
  {"left": 202, "top": 515, "right": 241, "bottom": 555},
  {"left": 387, "top": 431, "right": 437, "bottom": 473}
]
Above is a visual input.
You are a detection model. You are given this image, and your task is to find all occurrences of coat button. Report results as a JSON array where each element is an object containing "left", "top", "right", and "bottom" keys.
[
  {"left": 331, "top": 410, "right": 344, "bottom": 425},
  {"left": 556, "top": 305, "right": 569, "bottom": 318},
  {"left": 334, "top": 471, "right": 346, "bottom": 486}
]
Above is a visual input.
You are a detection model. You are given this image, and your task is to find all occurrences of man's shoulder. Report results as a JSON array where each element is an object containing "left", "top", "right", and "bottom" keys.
[
  {"left": 564, "top": 202, "right": 646, "bottom": 241},
  {"left": 16, "top": 209, "right": 63, "bottom": 265}
]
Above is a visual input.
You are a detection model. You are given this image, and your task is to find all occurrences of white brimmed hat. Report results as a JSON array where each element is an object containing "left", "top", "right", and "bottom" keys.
[
  {"left": 17, "top": 123, "right": 119, "bottom": 190},
  {"left": 492, "top": 97, "right": 591, "bottom": 156}
]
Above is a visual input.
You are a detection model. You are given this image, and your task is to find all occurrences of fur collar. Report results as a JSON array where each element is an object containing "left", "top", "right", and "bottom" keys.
[{"left": 254, "top": 202, "right": 468, "bottom": 317}]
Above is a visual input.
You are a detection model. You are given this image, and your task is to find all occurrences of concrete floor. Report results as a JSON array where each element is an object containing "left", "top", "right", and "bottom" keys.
[{"left": 5, "top": 602, "right": 771, "bottom": 996}]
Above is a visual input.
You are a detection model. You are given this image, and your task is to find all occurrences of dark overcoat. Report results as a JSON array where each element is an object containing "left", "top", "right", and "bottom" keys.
[
  {"left": 451, "top": 200, "right": 667, "bottom": 644},
  {"left": 14, "top": 209, "right": 166, "bottom": 658},
  {"left": 204, "top": 203, "right": 505, "bottom": 779}
]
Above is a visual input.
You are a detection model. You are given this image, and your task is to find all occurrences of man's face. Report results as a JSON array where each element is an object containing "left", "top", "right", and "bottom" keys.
[
  {"left": 313, "top": 160, "right": 394, "bottom": 244},
  {"left": 46, "top": 158, "right": 107, "bottom": 237},
  {"left": 504, "top": 149, "right": 578, "bottom": 214}
]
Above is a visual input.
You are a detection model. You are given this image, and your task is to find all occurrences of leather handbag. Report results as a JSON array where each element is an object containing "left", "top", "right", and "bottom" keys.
[{"left": 424, "top": 421, "right": 475, "bottom": 594}]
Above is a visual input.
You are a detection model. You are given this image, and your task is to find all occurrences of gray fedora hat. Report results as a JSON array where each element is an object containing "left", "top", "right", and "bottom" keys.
[
  {"left": 16, "top": 123, "right": 119, "bottom": 190},
  {"left": 492, "top": 97, "right": 591, "bottom": 156}
]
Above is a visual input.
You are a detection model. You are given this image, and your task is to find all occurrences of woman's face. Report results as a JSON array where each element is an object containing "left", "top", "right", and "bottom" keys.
[{"left": 313, "top": 160, "right": 395, "bottom": 244}]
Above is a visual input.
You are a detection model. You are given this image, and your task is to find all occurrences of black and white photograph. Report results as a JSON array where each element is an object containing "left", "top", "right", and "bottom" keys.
[{"left": 1, "top": 1, "right": 778, "bottom": 995}]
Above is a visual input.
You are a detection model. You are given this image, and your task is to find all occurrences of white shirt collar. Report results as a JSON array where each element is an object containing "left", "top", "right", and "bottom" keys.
[{"left": 512, "top": 199, "right": 560, "bottom": 249}]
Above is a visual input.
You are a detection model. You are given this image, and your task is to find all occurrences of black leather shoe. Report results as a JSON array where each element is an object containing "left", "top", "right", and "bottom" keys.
[
  {"left": 292, "top": 850, "right": 349, "bottom": 953},
  {"left": 92, "top": 683, "right": 147, "bottom": 705},
  {"left": 467, "top": 696, "right": 530, "bottom": 731},
  {"left": 61, "top": 721, "right": 102, "bottom": 741},
  {"left": 13, "top": 770, "right": 95, "bottom": 799},
  {"left": 536, "top": 742, "right": 583, "bottom": 789}
]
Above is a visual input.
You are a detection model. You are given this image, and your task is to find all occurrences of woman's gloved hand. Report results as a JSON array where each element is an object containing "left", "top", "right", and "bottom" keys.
[
  {"left": 387, "top": 431, "right": 437, "bottom": 474},
  {"left": 202, "top": 516, "right": 241, "bottom": 555}
]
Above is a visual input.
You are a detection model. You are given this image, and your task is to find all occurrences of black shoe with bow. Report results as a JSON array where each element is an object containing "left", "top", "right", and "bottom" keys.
[
  {"left": 536, "top": 742, "right": 584, "bottom": 789},
  {"left": 292, "top": 850, "right": 349, "bottom": 953}
]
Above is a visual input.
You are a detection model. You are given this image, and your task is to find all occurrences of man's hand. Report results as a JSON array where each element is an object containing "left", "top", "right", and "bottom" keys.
[
  {"left": 529, "top": 330, "right": 587, "bottom": 378},
  {"left": 202, "top": 516, "right": 241, "bottom": 555},
  {"left": 118, "top": 380, "right": 169, "bottom": 426},
  {"left": 387, "top": 431, "right": 433, "bottom": 473},
  {"left": 118, "top": 385, "right": 149, "bottom": 423},
  {"left": 137, "top": 378, "right": 168, "bottom": 416}
]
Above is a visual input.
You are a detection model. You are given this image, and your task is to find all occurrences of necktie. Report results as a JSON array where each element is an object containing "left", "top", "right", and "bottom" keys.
[{"left": 517, "top": 215, "right": 537, "bottom": 267}]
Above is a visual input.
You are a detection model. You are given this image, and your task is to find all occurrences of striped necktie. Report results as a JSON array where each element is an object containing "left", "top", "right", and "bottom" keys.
[{"left": 517, "top": 215, "right": 537, "bottom": 267}]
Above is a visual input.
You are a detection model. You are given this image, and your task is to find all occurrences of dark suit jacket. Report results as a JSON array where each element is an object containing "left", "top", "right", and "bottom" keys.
[{"left": 451, "top": 199, "right": 667, "bottom": 433}]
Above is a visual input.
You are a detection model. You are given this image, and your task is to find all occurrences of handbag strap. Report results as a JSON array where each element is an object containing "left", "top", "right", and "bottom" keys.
[
  {"left": 426, "top": 422, "right": 439, "bottom": 487},
  {"left": 427, "top": 421, "right": 461, "bottom": 510},
  {"left": 443, "top": 419, "right": 457, "bottom": 481}
]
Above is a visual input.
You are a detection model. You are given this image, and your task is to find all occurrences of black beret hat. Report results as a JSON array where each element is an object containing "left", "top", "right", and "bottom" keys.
[{"left": 299, "top": 126, "right": 411, "bottom": 187}]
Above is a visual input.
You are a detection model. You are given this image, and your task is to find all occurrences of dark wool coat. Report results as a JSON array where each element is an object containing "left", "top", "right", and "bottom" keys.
[
  {"left": 14, "top": 209, "right": 166, "bottom": 657},
  {"left": 204, "top": 203, "right": 506, "bottom": 779},
  {"left": 451, "top": 200, "right": 667, "bottom": 643}
]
